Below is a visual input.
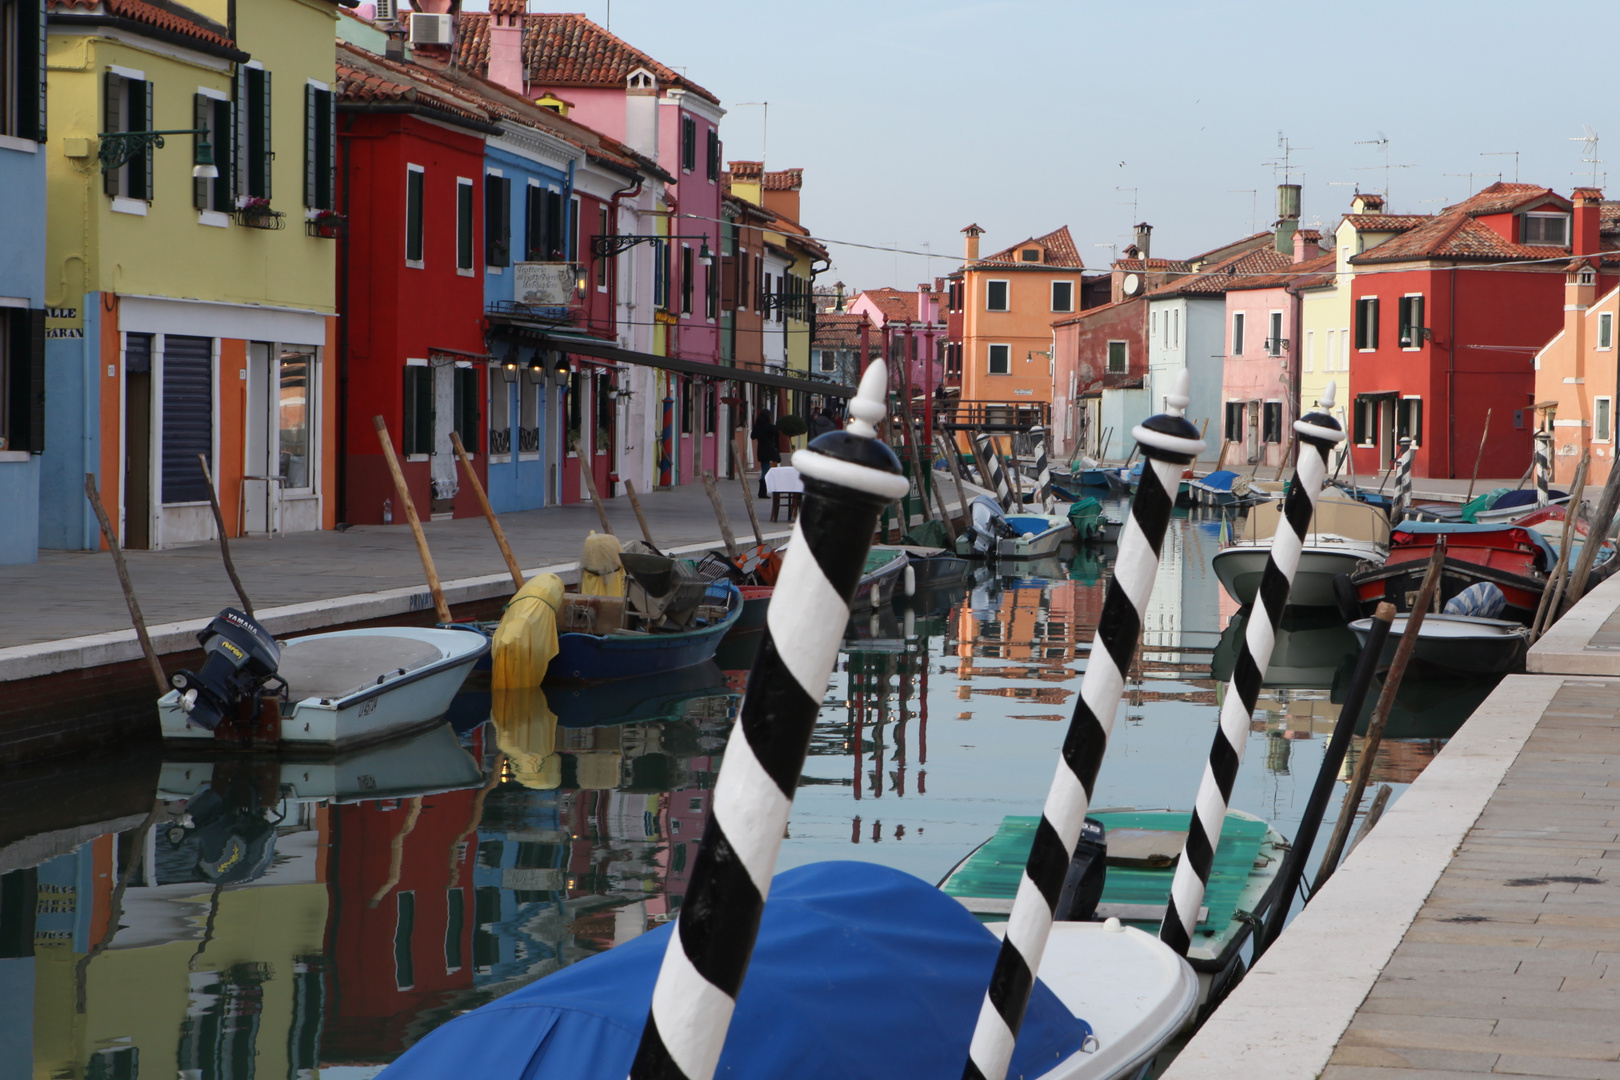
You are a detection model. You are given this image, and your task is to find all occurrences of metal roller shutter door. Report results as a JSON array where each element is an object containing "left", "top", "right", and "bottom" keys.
[{"left": 162, "top": 335, "right": 214, "bottom": 503}]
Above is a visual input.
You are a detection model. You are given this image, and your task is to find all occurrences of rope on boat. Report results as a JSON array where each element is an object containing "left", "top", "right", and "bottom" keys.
[
  {"left": 1535, "top": 428, "right": 1552, "bottom": 507},
  {"left": 628, "top": 362, "right": 908, "bottom": 1080},
  {"left": 1391, "top": 437, "right": 1415, "bottom": 523},
  {"left": 1158, "top": 382, "right": 1346, "bottom": 957},
  {"left": 961, "top": 371, "right": 1204, "bottom": 1080}
]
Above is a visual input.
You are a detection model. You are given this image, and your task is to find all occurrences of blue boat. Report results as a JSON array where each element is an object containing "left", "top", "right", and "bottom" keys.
[{"left": 547, "top": 580, "right": 742, "bottom": 683}]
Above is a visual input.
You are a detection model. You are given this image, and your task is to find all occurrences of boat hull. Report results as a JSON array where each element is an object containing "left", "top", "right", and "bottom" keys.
[
  {"left": 1343, "top": 556, "right": 1546, "bottom": 625},
  {"left": 997, "top": 515, "right": 1074, "bottom": 560},
  {"left": 1212, "top": 546, "right": 1378, "bottom": 608},
  {"left": 549, "top": 582, "right": 742, "bottom": 682},
  {"left": 1350, "top": 613, "right": 1530, "bottom": 675},
  {"left": 851, "top": 549, "right": 908, "bottom": 610}
]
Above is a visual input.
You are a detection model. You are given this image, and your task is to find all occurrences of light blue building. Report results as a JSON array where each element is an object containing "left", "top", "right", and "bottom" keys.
[{"left": 0, "top": 0, "right": 48, "bottom": 564}]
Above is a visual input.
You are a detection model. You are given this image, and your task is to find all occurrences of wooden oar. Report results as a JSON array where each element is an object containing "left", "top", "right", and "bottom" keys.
[
  {"left": 623, "top": 479, "right": 659, "bottom": 551},
  {"left": 374, "top": 416, "right": 451, "bottom": 624},
  {"left": 571, "top": 435, "right": 614, "bottom": 536},
  {"left": 84, "top": 473, "right": 167, "bottom": 695},
  {"left": 701, "top": 471, "right": 744, "bottom": 564},
  {"left": 450, "top": 431, "right": 524, "bottom": 591},
  {"left": 196, "top": 454, "right": 254, "bottom": 616}
]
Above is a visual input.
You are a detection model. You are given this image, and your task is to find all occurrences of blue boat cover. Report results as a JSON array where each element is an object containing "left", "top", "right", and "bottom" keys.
[
  {"left": 1195, "top": 470, "right": 1241, "bottom": 491},
  {"left": 382, "top": 862, "right": 1091, "bottom": 1080},
  {"left": 1444, "top": 581, "right": 1507, "bottom": 618}
]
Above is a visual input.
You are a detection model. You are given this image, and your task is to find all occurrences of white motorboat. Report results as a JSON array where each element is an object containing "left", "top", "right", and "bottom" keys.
[
  {"left": 1212, "top": 491, "right": 1389, "bottom": 608},
  {"left": 158, "top": 609, "right": 488, "bottom": 748},
  {"left": 958, "top": 495, "right": 1075, "bottom": 560}
]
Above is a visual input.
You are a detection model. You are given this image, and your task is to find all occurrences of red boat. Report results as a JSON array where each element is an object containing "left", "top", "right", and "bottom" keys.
[{"left": 1337, "top": 506, "right": 1614, "bottom": 626}]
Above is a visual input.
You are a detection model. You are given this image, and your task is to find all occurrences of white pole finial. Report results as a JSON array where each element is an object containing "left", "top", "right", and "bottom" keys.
[
  {"left": 846, "top": 360, "right": 888, "bottom": 439},
  {"left": 1321, "top": 380, "right": 1337, "bottom": 411},
  {"left": 1166, "top": 369, "right": 1191, "bottom": 417}
]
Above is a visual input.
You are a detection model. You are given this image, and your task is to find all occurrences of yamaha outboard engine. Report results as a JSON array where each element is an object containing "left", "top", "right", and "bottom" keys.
[
  {"left": 169, "top": 608, "right": 282, "bottom": 731},
  {"left": 1054, "top": 817, "right": 1107, "bottom": 922}
]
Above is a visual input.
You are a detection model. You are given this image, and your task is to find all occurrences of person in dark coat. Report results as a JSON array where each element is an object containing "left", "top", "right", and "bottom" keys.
[
  {"left": 752, "top": 409, "right": 781, "bottom": 497},
  {"left": 809, "top": 407, "right": 837, "bottom": 440}
]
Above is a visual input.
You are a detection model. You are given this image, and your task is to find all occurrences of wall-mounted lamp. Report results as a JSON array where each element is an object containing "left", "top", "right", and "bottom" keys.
[
  {"left": 97, "top": 128, "right": 217, "bottom": 177},
  {"left": 553, "top": 357, "right": 571, "bottom": 387},
  {"left": 502, "top": 353, "right": 520, "bottom": 383},
  {"left": 526, "top": 356, "right": 545, "bottom": 384}
]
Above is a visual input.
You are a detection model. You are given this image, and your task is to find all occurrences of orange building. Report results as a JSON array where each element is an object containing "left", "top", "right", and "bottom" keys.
[{"left": 955, "top": 225, "right": 1086, "bottom": 422}]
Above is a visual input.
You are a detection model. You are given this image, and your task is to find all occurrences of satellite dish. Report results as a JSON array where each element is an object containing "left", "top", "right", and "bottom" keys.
[{"left": 1122, "top": 273, "right": 1141, "bottom": 296}]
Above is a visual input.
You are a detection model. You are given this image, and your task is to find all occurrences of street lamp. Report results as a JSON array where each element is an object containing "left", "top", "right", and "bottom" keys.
[{"left": 98, "top": 128, "right": 219, "bottom": 179}]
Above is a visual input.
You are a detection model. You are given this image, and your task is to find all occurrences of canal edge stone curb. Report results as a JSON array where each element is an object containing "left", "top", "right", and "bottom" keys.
[{"left": 1527, "top": 566, "right": 1620, "bottom": 675}]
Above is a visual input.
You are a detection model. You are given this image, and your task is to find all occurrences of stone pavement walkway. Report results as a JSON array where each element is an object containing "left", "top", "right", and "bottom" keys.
[
  {"left": 0, "top": 481, "right": 791, "bottom": 652},
  {"left": 1321, "top": 677, "right": 1620, "bottom": 1078}
]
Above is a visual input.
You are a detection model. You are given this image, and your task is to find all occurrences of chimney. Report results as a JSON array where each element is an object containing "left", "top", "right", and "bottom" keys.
[
  {"left": 1573, "top": 187, "right": 1603, "bottom": 257},
  {"left": 918, "top": 283, "right": 934, "bottom": 321},
  {"left": 1294, "top": 228, "right": 1320, "bottom": 263},
  {"left": 624, "top": 68, "right": 659, "bottom": 158},
  {"left": 1133, "top": 222, "right": 1152, "bottom": 260},
  {"left": 1274, "top": 184, "right": 1301, "bottom": 254},
  {"left": 487, "top": 0, "right": 526, "bottom": 95},
  {"left": 761, "top": 168, "right": 803, "bottom": 224},
  {"left": 962, "top": 223, "right": 984, "bottom": 263},
  {"left": 1351, "top": 192, "right": 1385, "bottom": 214}
]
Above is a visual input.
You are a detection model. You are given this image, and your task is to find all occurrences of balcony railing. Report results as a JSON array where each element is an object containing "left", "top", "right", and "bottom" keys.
[{"left": 933, "top": 399, "right": 1051, "bottom": 433}]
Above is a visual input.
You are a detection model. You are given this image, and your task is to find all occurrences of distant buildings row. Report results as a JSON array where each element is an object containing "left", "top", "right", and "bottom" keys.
[
  {"left": 0, "top": 0, "right": 841, "bottom": 565},
  {"left": 906, "top": 182, "right": 1620, "bottom": 487}
]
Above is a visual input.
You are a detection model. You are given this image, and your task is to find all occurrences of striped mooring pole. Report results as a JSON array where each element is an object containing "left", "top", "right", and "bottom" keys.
[
  {"left": 1535, "top": 427, "right": 1552, "bottom": 507},
  {"left": 629, "top": 361, "right": 909, "bottom": 1080},
  {"left": 977, "top": 433, "right": 1014, "bottom": 511},
  {"left": 961, "top": 371, "right": 1204, "bottom": 1080},
  {"left": 1028, "top": 425, "right": 1054, "bottom": 510},
  {"left": 1158, "top": 382, "right": 1346, "bottom": 956},
  {"left": 1390, "top": 436, "right": 1415, "bottom": 523}
]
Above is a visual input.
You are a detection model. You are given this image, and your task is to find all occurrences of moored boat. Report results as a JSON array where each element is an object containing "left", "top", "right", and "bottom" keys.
[
  {"left": 1186, "top": 470, "right": 1280, "bottom": 509},
  {"left": 1348, "top": 612, "right": 1530, "bottom": 676},
  {"left": 548, "top": 580, "right": 742, "bottom": 682},
  {"left": 851, "top": 546, "right": 910, "bottom": 609},
  {"left": 1212, "top": 491, "right": 1390, "bottom": 608}
]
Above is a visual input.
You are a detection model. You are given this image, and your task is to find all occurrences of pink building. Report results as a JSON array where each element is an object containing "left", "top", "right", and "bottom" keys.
[
  {"left": 843, "top": 285, "right": 947, "bottom": 396},
  {"left": 1219, "top": 232, "right": 1333, "bottom": 468}
]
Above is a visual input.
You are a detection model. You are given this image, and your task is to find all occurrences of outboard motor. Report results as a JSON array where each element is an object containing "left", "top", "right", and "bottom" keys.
[
  {"left": 169, "top": 608, "right": 282, "bottom": 731},
  {"left": 1054, "top": 817, "right": 1107, "bottom": 922}
]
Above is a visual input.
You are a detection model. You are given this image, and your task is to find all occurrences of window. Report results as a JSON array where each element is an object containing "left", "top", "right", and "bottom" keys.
[
  {"left": 705, "top": 385, "right": 717, "bottom": 433},
  {"left": 1, "top": 307, "right": 44, "bottom": 453},
  {"left": 1356, "top": 297, "right": 1379, "bottom": 349},
  {"left": 484, "top": 173, "right": 510, "bottom": 268},
  {"left": 817, "top": 349, "right": 836, "bottom": 373},
  {"left": 1598, "top": 397, "right": 1613, "bottom": 443},
  {"left": 680, "top": 116, "right": 696, "bottom": 172},
  {"left": 235, "top": 64, "right": 272, "bottom": 201},
  {"left": 986, "top": 280, "right": 1009, "bottom": 311},
  {"left": 706, "top": 127, "right": 720, "bottom": 180},
  {"left": 1106, "top": 341, "right": 1127, "bottom": 373},
  {"left": 1224, "top": 401, "right": 1243, "bottom": 441},
  {"left": 988, "top": 343, "right": 1010, "bottom": 374},
  {"left": 705, "top": 255, "right": 718, "bottom": 320},
  {"left": 596, "top": 205, "right": 609, "bottom": 288},
  {"left": 304, "top": 82, "right": 334, "bottom": 209},
  {"left": 1305, "top": 329, "right": 1315, "bottom": 373},
  {"left": 681, "top": 245, "right": 694, "bottom": 314},
  {"left": 1266, "top": 311, "right": 1283, "bottom": 356},
  {"left": 1151, "top": 311, "right": 1157, "bottom": 337},
  {"left": 1324, "top": 329, "right": 1335, "bottom": 372},
  {"left": 1051, "top": 281, "right": 1074, "bottom": 313},
  {"left": 1353, "top": 397, "right": 1372, "bottom": 445},
  {"left": 1600, "top": 312, "right": 1613, "bottom": 350},
  {"left": 518, "top": 365, "right": 538, "bottom": 455},
  {"left": 192, "top": 91, "right": 233, "bottom": 213},
  {"left": 456, "top": 178, "right": 475, "bottom": 272},
  {"left": 1397, "top": 397, "right": 1422, "bottom": 447},
  {"left": 445, "top": 889, "right": 464, "bottom": 973},
  {"left": 104, "top": 71, "right": 153, "bottom": 200},
  {"left": 161, "top": 336, "right": 214, "bottom": 503},
  {"left": 1, "top": 0, "right": 46, "bottom": 141},
  {"left": 569, "top": 194, "right": 580, "bottom": 260},
  {"left": 653, "top": 239, "right": 669, "bottom": 310},
  {"left": 279, "top": 350, "right": 313, "bottom": 491},
  {"left": 405, "top": 165, "right": 424, "bottom": 264},
  {"left": 680, "top": 377, "right": 692, "bottom": 434},
  {"left": 1397, "top": 295, "right": 1425, "bottom": 348},
  {"left": 525, "top": 184, "right": 565, "bottom": 260},
  {"left": 1341, "top": 326, "right": 1350, "bottom": 370},
  {"left": 1020, "top": 248, "right": 1040, "bottom": 262},
  {"left": 394, "top": 891, "right": 415, "bottom": 990},
  {"left": 403, "top": 365, "right": 433, "bottom": 456},
  {"left": 1523, "top": 212, "right": 1569, "bottom": 246},
  {"left": 488, "top": 374, "right": 510, "bottom": 456},
  {"left": 1172, "top": 309, "right": 1179, "bottom": 348},
  {"left": 1262, "top": 401, "right": 1282, "bottom": 444},
  {"left": 453, "top": 366, "right": 479, "bottom": 449},
  {"left": 1231, "top": 311, "right": 1245, "bottom": 356}
]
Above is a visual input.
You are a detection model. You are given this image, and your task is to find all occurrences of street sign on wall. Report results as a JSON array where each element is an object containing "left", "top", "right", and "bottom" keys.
[{"left": 512, "top": 262, "right": 579, "bottom": 307}]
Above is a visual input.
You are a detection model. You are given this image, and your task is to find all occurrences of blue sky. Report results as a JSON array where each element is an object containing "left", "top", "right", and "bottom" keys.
[{"left": 458, "top": 1, "right": 1615, "bottom": 290}]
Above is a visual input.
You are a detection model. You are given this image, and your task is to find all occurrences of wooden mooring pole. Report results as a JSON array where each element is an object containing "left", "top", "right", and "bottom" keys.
[
  {"left": 84, "top": 473, "right": 168, "bottom": 695},
  {"left": 450, "top": 431, "right": 525, "bottom": 592},
  {"left": 196, "top": 455, "right": 254, "bottom": 617},
  {"left": 373, "top": 416, "right": 451, "bottom": 624}
]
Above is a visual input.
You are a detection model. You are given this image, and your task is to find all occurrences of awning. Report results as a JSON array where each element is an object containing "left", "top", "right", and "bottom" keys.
[
  {"left": 488, "top": 319, "right": 856, "bottom": 398},
  {"left": 1355, "top": 390, "right": 1400, "bottom": 401}
]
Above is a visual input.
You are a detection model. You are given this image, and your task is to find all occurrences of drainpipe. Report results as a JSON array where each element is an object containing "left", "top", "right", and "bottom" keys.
[
  {"left": 1449, "top": 267, "right": 1457, "bottom": 479},
  {"left": 336, "top": 113, "right": 354, "bottom": 523}
]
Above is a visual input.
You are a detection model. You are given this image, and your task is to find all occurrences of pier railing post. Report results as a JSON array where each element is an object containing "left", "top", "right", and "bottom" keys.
[
  {"left": 1159, "top": 382, "right": 1346, "bottom": 957},
  {"left": 628, "top": 362, "right": 908, "bottom": 1080},
  {"left": 960, "top": 371, "right": 1204, "bottom": 1080}
]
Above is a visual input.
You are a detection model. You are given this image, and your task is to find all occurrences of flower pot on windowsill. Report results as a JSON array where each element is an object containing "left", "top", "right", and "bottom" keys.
[{"left": 235, "top": 202, "right": 286, "bottom": 230}]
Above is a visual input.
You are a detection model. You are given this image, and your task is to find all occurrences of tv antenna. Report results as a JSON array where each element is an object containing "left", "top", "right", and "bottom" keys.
[
  {"left": 1571, "top": 126, "right": 1602, "bottom": 186},
  {"left": 1265, "top": 132, "right": 1311, "bottom": 185},
  {"left": 1094, "top": 242, "right": 1118, "bottom": 263},
  {"left": 736, "top": 101, "right": 769, "bottom": 165},
  {"left": 1229, "top": 189, "right": 1259, "bottom": 230},
  {"left": 1116, "top": 186, "right": 1138, "bottom": 224},
  {"left": 1354, "top": 132, "right": 1417, "bottom": 200},
  {"left": 1481, "top": 150, "right": 1519, "bottom": 183}
]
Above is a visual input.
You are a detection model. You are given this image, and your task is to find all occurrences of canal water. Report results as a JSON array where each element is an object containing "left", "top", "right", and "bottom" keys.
[{"left": 0, "top": 507, "right": 1497, "bottom": 1079}]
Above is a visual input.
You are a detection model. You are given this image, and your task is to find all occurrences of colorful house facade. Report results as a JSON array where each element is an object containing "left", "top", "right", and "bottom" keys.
[
  {"left": 0, "top": 0, "right": 48, "bottom": 564},
  {"left": 1534, "top": 231, "right": 1620, "bottom": 485},
  {"left": 42, "top": 0, "right": 339, "bottom": 551}
]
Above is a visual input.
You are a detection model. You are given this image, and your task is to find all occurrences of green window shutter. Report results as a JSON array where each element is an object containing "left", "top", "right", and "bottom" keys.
[
  {"left": 213, "top": 98, "right": 234, "bottom": 211},
  {"left": 194, "top": 94, "right": 210, "bottom": 209},
  {"left": 235, "top": 65, "right": 249, "bottom": 202},
  {"left": 457, "top": 182, "right": 473, "bottom": 270},
  {"left": 525, "top": 184, "right": 541, "bottom": 259},
  {"left": 321, "top": 89, "right": 335, "bottom": 210},
  {"left": 8, "top": 309, "right": 46, "bottom": 453},
  {"left": 483, "top": 174, "right": 500, "bottom": 266},
  {"left": 103, "top": 73, "right": 124, "bottom": 197},
  {"left": 405, "top": 169, "right": 423, "bottom": 262},
  {"left": 260, "top": 69, "right": 273, "bottom": 201},
  {"left": 454, "top": 367, "right": 478, "bottom": 446},
  {"left": 17, "top": 0, "right": 45, "bottom": 142},
  {"left": 135, "top": 80, "right": 153, "bottom": 200},
  {"left": 403, "top": 368, "right": 433, "bottom": 455},
  {"left": 304, "top": 83, "right": 317, "bottom": 207}
]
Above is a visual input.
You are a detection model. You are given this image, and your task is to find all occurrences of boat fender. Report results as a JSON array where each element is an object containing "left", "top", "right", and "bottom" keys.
[
  {"left": 1054, "top": 817, "right": 1107, "bottom": 922},
  {"left": 903, "top": 564, "right": 916, "bottom": 597},
  {"left": 1331, "top": 572, "right": 1361, "bottom": 624}
]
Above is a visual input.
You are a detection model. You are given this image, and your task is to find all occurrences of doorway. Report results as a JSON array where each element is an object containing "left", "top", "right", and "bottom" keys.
[
  {"left": 243, "top": 342, "right": 279, "bottom": 534},
  {"left": 123, "top": 334, "right": 153, "bottom": 549}
]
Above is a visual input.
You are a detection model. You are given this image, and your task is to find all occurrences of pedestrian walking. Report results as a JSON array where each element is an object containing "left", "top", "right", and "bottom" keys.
[
  {"left": 752, "top": 409, "right": 781, "bottom": 497},
  {"left": 810, "top": 407, "right": 837, "bottom": 439}
]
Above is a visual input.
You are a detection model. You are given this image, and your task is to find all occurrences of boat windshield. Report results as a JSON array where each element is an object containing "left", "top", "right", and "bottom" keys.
[{"left": 1239, "top": 494, "right": 1391, "bottom": 546}]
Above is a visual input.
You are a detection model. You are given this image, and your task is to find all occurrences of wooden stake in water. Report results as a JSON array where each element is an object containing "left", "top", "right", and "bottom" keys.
[
  {"left": 373, "top": 416, "right": 451, "bottom": 624},
  {"left": 196, "top": 454, "right": 254, "bottom": 617},
  {"left": 84, "top": 473, "right": 168, "bottom": 696}
]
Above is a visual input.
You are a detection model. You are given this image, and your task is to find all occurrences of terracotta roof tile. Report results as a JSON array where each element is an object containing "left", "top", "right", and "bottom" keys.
[
  {"left": 762, "top": 169, "right": 802, "bottom": 191},
  {"left": 974, "top": 225, "right": 1085, "bottom": 269},
  {"left": 1351, "top": 208, "right": 1570, "bottom": 265},
  {"left": 50, "top": 0, "right": 235, "bottom": 49},
  {"left": 1441, "top": 181, "right": 1564, "bottom": 217},
  {"left": 1342, "top": 213, "right": 1430, "bottom": 232},
  {"left": 454, "top": 12, "right": 719, "bottom": 105},
  {"left": 1052, "top": 295, "right": 1140, "bottom": 327},
  {"left": 1113, "top": 258, "right": 1190, "bottom": 272},
  {"left": 813, "top": 311, "right": 871, "bottom": 348},
  {"left": 1145, "top": 244, "right": 1294, "bottom": 297},
  {"left": 1223, "top": 250, "right": 1337, "bottom": 291}
]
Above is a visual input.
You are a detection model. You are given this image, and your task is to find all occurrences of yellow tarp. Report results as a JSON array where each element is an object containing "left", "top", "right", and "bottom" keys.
[
  {"left": 492, "top": 572, "right": 563, "bottom": 689},
  {"left": 580, "top": 531, "right": 626, "bottom": 597},
  {"left": 492, "top": 685, "right": 561, "bottom": 790}
]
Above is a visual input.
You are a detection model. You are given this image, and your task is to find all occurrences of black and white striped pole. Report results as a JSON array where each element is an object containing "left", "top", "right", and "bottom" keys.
[
  {"left": 977, "top": 433, "right": 1014, "bottom": 510},
  {"left": 1158, "top": 382, "right": 1346, "bottom": 957},
  {"left": 1029, "top": 425, "right": 1054, "bottom": 510},
  {"left": 1390, "top": 436, "right": 1414, "bottom": 523},
  {"left": 962, "top": 371, "right": 1204, "bottom": 1080},
  {"left": 629, "top": 361, "right": 908, "bottom": 1080},
  {"left": 1535, "top": 428, "right": 1552, "bottom": 507}
]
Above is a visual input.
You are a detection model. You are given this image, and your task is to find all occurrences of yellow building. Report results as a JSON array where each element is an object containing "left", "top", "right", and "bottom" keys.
[{"left": 42, "top": 0, "right": 340, "bottom": 551}]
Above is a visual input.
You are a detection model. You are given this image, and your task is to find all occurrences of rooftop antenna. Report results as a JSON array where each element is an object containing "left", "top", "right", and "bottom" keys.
[
  {"left": 1268, "top": 131, "right": 1312, "bottom": 185},
  {"left": 1481, "top": 150, "right": 1520, "bottom": 184},
  {"left": 1572, "top": 126, "right": 1602, "bottom": 187},
  {"left": 1444, "top": 172, "right": 1489, "bottom": 201},
  {"left": 1353, "top": 132, "right": 1416, "bottom": 201},
  {"left": 1116, "top": 186, "right": 1138, "bottom": 226},
  {"left": 1228, "top": 189, "right": 1259, "bottom": 230},
  {"left": 736, "top": 101, "right": 769, "bottom": 166},
  {"left": 1094, "top": 242, "right": 1119, "bottom": 263}
]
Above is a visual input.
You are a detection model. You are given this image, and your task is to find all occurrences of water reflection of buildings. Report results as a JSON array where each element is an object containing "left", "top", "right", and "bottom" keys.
[{"left": 0, "top": 677, "right": 738, "bottom": 1077}]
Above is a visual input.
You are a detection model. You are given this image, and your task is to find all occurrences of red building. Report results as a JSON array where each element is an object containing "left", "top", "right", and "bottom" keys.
[{"left": 1347, "top": 183, "right": 1616, "bottom": 478}]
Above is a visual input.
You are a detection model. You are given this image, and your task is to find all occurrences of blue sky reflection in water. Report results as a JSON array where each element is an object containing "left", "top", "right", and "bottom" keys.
[{"left": 1, "top": 509, "right": 1486, "bottom": 1077}]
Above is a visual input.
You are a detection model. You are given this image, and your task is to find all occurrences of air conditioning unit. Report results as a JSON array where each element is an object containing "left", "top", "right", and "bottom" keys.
[
  {"left": 409, "top": 12, "right": 453, "bottom": 45},
  {"left": 373, "top": 0, "right": 397, "bottom": 20}
]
